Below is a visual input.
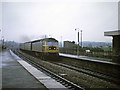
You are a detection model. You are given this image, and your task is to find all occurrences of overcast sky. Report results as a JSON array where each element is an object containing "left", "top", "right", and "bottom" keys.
[{"left": 2, "top": 0, "right": 119, "bottom": 43}]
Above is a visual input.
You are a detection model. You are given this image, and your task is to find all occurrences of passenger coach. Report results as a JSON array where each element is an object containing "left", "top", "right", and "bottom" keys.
[{"left": 20, "top": 38, "right": 59, "bottom": 59}]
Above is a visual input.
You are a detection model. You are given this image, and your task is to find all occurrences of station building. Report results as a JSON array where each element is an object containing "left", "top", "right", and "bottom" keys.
[
  {"left": 104, "top": 30, "right": 120, "bottom": 63},
  {"left": 64, "top": 41, "right": 75, "bottom": 48},
  {"left": 104, "top": 2, "right": 120, "bottom": 63}
]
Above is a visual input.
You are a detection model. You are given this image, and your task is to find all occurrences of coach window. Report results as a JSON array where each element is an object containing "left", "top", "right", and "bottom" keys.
[{"left": 46, "top": 42, "right": 52, "bottom": 45}]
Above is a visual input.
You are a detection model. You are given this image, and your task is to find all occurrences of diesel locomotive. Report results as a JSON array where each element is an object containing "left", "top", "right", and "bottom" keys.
[{"left": 20, "top": 38, "right": 59, "bottom": 59}]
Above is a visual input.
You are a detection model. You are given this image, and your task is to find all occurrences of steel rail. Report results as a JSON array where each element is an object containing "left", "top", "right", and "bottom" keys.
[
  {"left": 51, "top": 62, "right": 120, "bottom": 85},
  {"left": 13, "top": 49, "right": 85, "bottom": 90}
]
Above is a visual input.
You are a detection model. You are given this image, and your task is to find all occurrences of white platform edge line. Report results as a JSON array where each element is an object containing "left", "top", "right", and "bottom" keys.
[{"left": 9, "top": 50, "right": 66, "bottom": 89}]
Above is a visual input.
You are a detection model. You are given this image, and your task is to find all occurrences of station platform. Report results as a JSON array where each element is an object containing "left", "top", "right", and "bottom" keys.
[
  {"left": 1, "top": 50, "right": 66, "bottom": 89},
  {"left": 59, "top": 53, "right": 118, "bottom": 65}
]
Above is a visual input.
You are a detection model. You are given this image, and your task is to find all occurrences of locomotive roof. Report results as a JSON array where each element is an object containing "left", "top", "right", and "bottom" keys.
[{"left": 25, "top": 38, "right": 58, "bottom": 43}]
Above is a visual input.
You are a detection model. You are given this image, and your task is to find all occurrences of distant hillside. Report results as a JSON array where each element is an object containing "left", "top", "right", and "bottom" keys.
[{"left": 82, "top": 41, "right": 112, "bottom": 47}]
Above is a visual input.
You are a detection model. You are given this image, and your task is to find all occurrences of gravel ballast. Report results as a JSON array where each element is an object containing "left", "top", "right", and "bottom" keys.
[{"left": 17, "top": 51, "right": 120, "bottom": 88}]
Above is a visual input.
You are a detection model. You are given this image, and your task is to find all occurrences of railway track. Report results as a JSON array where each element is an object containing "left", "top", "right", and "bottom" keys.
[
  {"left": 59, "top": 54, "right": 120, "bottom": 79},
  {"left": 51, "top": 62, "right": 120, "bottom": 84},
  {"left": 13, "top": 49, "right": 85, "bottom": 90},
  {"left": 12, "top": 49, "right": 120, "bottom": 88}
]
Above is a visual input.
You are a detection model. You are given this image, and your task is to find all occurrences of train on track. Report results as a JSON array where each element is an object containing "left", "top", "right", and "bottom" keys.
[{"left": 20, "top": 38, "right": 59, "bottom": 59}]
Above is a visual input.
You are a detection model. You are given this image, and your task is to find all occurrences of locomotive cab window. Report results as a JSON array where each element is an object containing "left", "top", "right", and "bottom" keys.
[
  {"left": 53, "top": 42, "right": 58, "bottom": 45},
  {"left": 46, "top": 42, "right": 52, "bottom": 45}
]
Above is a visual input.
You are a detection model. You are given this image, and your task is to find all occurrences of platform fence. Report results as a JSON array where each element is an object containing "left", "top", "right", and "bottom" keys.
[{"left": 59, "top": 48, "right": 112, "bottom": 59}]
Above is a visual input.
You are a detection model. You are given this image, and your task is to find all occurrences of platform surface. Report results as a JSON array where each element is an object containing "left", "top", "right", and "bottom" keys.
[
  {"left": 2, "top": 50, "right": 66, "bottom": 89},
  {"left": 2, "top": 50, "right": 46, "bottom": 88},
  {"left": 59, "top": 53, "right": 119, "bottom": 65}
]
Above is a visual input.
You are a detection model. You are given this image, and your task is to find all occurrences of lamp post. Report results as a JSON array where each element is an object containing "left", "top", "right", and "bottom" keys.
[
  {"left": 75, "top": 28, "right": 80, "bottom": 56},
  {"left": 81, "top": 30, "right": 82, "bottom": 48},
  {"left": 75, "top": 28, "right": 83, "bottom": 56}
]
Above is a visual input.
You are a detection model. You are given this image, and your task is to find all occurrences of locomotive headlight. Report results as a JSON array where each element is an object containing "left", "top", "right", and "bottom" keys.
[{"left": 48, "top": 47, "right": 56, "bottom": 50}]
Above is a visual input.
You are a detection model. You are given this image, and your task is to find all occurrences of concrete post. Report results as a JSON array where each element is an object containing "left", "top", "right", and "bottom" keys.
[{"left": 112, "top": 35, "right": 120, "bottom": 63}]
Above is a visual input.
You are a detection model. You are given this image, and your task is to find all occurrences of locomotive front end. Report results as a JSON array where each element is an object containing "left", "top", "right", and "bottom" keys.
[{"left": 45, "top": 41, "right": 59, "bottom": 55}]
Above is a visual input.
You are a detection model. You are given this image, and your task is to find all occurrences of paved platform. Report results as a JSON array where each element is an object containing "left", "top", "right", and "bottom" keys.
[
  {"left": 2, "top": 50, "right": 66, "bottom": 89},
  {"left": 59, "top": 53, "right": 119, "bottom": 65},
  {"left": 2, "top": 50, "right": 46, "bottom": 89}
]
